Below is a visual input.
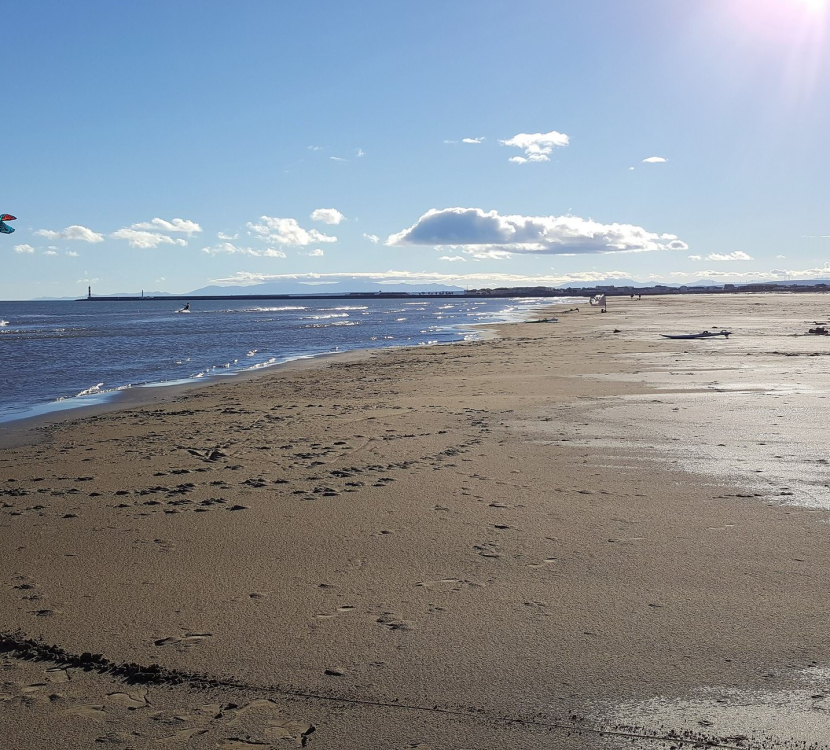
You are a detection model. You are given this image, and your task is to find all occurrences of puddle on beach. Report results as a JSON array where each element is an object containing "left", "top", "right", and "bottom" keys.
[{"left": 592, "top": 667, "right": 830, "bottom": 749}]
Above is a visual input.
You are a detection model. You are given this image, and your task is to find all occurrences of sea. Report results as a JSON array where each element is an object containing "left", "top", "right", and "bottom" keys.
[{"left": 0, "top": 296, "right": 568, "bottom": 424}]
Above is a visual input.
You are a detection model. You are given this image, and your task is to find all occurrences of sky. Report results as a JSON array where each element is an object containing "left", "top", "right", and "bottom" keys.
[{"left": 3, "top": 0, "right": 830, "bottom": 299}]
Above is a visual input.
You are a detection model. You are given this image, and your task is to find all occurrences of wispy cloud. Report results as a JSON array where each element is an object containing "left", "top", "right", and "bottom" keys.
[
  {"left": 439, "top": 255, "right": 467, "bottom": 262},
  {"left": 462, "top": 137, "right": 484, "bottom": 144},
  {"left": 330, "top": 156, "right": 347, "bottom": 162},
  {"left": 14, "top": 244, "right": 35, "bottom": 254},
  {"left": 642, "top": 156, "right": 667, "bottom": 163},
  {"left": 202, "top": 242, "right": 285, "bottom": 258},
  {"left": 363, "top": 233, "right": 380, "bottom": 244},
  {"left": 247, "top": 216, "right": 337, "bottom": 246},
  {"left": 35, "top": 225, "right": 103, "bottom": 243},
  {"left": 111, "top": 228, "right": 188, "bottom": 249},
  {"left": 310, "top": 208, "right": 345, "bottom": 225},
  {"left": 66, "top": 250, "right": 79, "bottom": 257},
  {"left": 500, "top": 130, "right": 569, "bottom": 163},
  {"left": 388, "top": 207, "right": 687, "bottom": 255},
  {"left": 688, "top": 255, "right": 703, "bottom": 261},
  {"left": 306, "top": 248, "right": 324, "bottom": 257},
  {"left": 217, "top": 231, "right": 238, "bottom": 240}
]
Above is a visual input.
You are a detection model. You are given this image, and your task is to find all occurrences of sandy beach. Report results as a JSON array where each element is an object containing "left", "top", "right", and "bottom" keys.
[{"left": 3, "top": 293, "right": 830, "bottom": 749}]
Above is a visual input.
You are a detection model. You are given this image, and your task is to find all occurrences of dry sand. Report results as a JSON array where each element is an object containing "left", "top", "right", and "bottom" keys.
[{"left": 2, "top": 293, "right": 830, "bottom": 749}]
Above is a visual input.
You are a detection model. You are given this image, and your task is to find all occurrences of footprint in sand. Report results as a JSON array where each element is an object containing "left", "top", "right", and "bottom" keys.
[
  {"left": 415, "top": 578, "right": 479, "bottom": 592},
  {"left": 527, "top": 558, "right": 559, "bottom": 569},
  {"left": 156, "top": 727, "right": 210, "bottom": 743},
  {"left": 63, "top": 703, "right": 108, "bottom": 720},
  {"left": 106, "top": 688, "right": 149, "bottom": 709},
  {"left": 376, "top": 612, "right": 413, "bottom": 632},
  {"left": 153, "top": 632, "right": 212, "bottom": 649},
  {"left": 313, "top": 604, "right": 355, "bottom": 621}
]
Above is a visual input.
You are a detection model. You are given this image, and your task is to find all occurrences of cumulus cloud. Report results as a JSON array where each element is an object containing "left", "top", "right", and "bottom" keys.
[
  {"left": 439, "top": 256, "right": 466, "bottom": 262},
  {"left": 642, "top": 156, "right": 667, "bottom": 163},
  {"left": 35, "top": 225, "right": 104, "bottom": 243},
  {"left": 462, "top": 137, "right": 484, "bottom": 144},
  {"left": 310, "top": 208, "right": 345, "bottom": 225},
  {"left": 247, "top": 216, "right": 337, "bottom": 246},
  {"left": 217, "top": 231, "right": 238, "bottom": 240},
  {"left": 66, "top": 250, "right": 79, "bottom": 257},
  {"left": 202, "top": 242, "right": 284, "bottom": 258},
  {"left": 500, "top": 130, "right": 569, "bottom": 163},
  {"left": 111, "top": 228, "right": 188, "bottom": 249},
  {"left": 387, "top": 207, "right": 687, "bottom": 255},
  {"left": 306, "top": 248, "right": 325, "bottom": 257},
  {"left": 14, "top": 244, "right": 35, "bottom": 254},
  {"left": 131, "top": 218, "right": 202, "bottom": 235},
  {"left": 44, "top": 249, "right": 58, "bottom": 256},
  {"left": 363, "top": 233, "right": 380, "bottom": 244},
  {"left": 688, "top": 255, "right": 703, "bottom": 261},
  {"left": 667, "top": 265, "right": 830, "bottom": 281},
  {"left": 705, "top": 251, "right": 753, "bottom": 261}
]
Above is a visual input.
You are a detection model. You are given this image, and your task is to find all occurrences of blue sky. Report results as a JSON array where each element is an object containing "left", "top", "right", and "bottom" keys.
[{"left": 3, "top": 0, "right": 829, "bottom": 299}]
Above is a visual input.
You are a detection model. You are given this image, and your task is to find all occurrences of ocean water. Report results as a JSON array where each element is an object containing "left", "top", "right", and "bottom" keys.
[{"left": 0, "top": 296, "right": 565, "bottom": 423}]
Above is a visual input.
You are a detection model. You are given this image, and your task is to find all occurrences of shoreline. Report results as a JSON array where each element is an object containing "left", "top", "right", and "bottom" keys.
[
  {"left": 2, "top": 293, "right": 829, "bottom": 747},
  {"left": 0, "top": 308, "right": 529, "bottom": 450}
]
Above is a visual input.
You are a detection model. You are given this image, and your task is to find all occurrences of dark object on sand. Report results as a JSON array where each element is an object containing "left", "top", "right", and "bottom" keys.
[
  {"left": 531, "top": 317, "right": 558, "bottom": 323},
  {"left": 613, "top": 329, "right": 621, "bottom": 333},
  {"left": 807, "top": 326, "right": 829, "bottom": 335},
  {"left": 661, "top": 330, "right": 731, "bottom": 340}
]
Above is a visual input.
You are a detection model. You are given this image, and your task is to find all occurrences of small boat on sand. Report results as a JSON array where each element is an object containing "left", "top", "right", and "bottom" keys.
[{"left": 661, "top": 330, "right": 731, "bottom": 339}]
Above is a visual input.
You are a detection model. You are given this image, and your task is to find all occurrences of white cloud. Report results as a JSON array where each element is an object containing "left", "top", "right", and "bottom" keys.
[
  {"left": 44, "top": 249, "right": 58, "bottom": 256},
  {"left": 66, "top": 250, "right": 80, "bottom": 257},
  {"left": 500, "top": 130, "right": 569, "bottom": 163},
  {"left": 200, "top": 243, "right": 286, "bottom": 258},
  {"left": 306, "top": 248, "right": 324, "bottom": 257},
  {"left": 642, "top": 156, "right": 667, "bottom": 163},
  {"left": 443, "top": 139, "right": 458, "bottom": 145},
  {"left": 356, "top": 148, "right": 365, "bottom": 157},
  {"left": 131, "top": 218, "right": 202, "bottom": 235},
  {"left": 111, "top": 228, "right": 188, "bottom": 249},
  {"left": 217, "top": 231, "right": 238, "bottom": 240},
  {"left": 35, "top": 225, "right": 104, "bottom": 243},
  {"left": 688, "top": 255, "right": 703, "bottom": 261},
  {"left": 439, "top": 256, "right": 467, "bottom": 262},
  {"left": 14, "top": 244, "right": 35, "bottom": 254},
  {"left": 308, "top": 145, "right": 323, "bottom": 151},
  {"left": 776, "top": 254, "right": 786, "bottom": 259},
  {"left": 387, "top": 207, "right": 687, "bottom": 255},
  {"left": 330, "top": 156, "right": 347, "bottom": 162},
  {"left": 247, "top": 216, "right": 337, "bottom": 246},
  {"left": 667, "top": 265, "right": 830, "bottom": 281},
  {"left": 363, "top": 233, "right": 380, "bottom": 244},
  {"left": 705, "top": 251, "right": 753, "bottom": 261},
  {"left": 462, "top": 137, "right": 484, "bottom": 144},
  {"left": 628, "top": 166, "right": 635, "bottom": 171},
  {"left": 310, "top": 208, "right": 345, "bottom": 225}
]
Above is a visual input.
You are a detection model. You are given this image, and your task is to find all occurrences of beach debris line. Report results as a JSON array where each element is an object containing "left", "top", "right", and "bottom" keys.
[
  {"left": 0, "top": 631, "right": 767, "bottom": 749},
  {"left": 0, "top": 213, "right": 16, "bottom": 234}
]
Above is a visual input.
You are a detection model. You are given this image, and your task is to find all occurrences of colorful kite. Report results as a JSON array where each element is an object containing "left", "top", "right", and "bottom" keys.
[{"left": 0, "top": 214, "right": 16, "bottom": 234}]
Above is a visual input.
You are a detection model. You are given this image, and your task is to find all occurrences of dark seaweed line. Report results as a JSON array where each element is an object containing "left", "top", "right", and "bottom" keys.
[{"left": 0, "top": 631, "right": 766, "bottom": 749}]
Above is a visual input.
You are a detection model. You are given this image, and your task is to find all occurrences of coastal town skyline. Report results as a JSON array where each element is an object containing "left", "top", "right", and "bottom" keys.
[{"left": 4, "top": 0, "right": 830, "bottom": 300}]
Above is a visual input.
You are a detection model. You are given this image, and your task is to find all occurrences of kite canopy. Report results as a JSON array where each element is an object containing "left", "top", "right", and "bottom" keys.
[{"left": 0, "top": 214, "right": 15, "bottom": 234}]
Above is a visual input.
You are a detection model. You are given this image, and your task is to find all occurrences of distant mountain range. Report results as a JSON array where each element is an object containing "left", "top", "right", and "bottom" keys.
[
  {"left": 186, "top": 280, "right": 466, "bottom": 295},
  {"left": 26, "top": 276, "right": 830, "bottom": 301}
]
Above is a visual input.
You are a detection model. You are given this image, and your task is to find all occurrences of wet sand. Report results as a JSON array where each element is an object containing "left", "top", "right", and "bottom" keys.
[{"left": 2, "top": 293, "right": 830, "bottom": 749}]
